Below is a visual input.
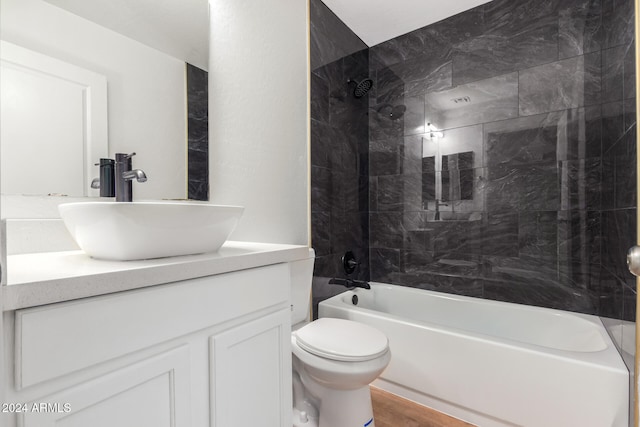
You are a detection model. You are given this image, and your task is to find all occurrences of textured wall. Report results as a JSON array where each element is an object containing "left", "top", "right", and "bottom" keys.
[
  {"left": 209, "top": 0, "right": 309, "bottom": 245},
  {"left": 310, "top": 0, "right": 370, "bottom": 316},
  {"left": 310, "top": 0, "right": 367, "bottom": 71},
  {"left": 367, "top": 0, "right": 636, "bottom": 319},
  {"left": 187, "top": 63, "right": 209, "bottom": 201}
]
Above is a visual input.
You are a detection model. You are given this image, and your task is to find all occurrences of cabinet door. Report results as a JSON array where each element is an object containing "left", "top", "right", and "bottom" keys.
[
  {"left": 20, "top": 345, "right": 191, "bottom": 427},
  {"left": 210, "top": 309, "right": 291, "bottom": 427}
]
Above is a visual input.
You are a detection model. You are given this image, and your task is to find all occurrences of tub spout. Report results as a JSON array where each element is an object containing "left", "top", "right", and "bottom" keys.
[
  {"left": 122, "top": 169, "right": 147, "bottom": 183},
  {"left": 329, "top": 277, "right": 370, "bottom": 290}
]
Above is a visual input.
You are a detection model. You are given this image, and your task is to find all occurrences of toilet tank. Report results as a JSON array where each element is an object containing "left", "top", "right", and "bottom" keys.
[{"left": 290, "top": 248, "right": 315, "bottom": 326}]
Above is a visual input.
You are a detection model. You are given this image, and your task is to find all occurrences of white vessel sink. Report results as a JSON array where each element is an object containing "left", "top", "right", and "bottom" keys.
[{"left": 59, "top": 202, "right": 243, "bottom": 260}]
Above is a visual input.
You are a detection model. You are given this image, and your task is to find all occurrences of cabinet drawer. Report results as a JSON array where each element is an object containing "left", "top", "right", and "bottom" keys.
[{"left": 15, "top": 263, "right": 289, "bottom": 389}]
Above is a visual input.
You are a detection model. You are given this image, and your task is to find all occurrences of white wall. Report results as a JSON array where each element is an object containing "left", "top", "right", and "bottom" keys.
[
  {"left": 0, "top": 0, "right": 187, "bottom": 200},
  {"left": 209, "top": 0, "right": 310, "bottom": 245}
]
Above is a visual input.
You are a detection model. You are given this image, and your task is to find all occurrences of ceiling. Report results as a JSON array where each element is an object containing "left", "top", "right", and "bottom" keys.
[
  {"left": 43, "top": 0, "right": 209, "bottom": 70},
  {"left": 41, "top": 0, "right": 491, "bottom": 69},
  {"left": 321, "top": 0, "right": 492, "bottom": 46}
]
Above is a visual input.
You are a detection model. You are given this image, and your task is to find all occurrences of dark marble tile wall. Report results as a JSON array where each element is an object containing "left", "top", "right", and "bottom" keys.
[
  {"left": 186, "top": 63, "right": 209, "bottom": 201},
  {"left": 310, "top": 0, "right": 367, "bottom": 71},
  {"left": 368, "top": 0, "right": 636, "bottom": 320},
  {"left": 310, "top": 0, "right": 370, "bottom": 317}
]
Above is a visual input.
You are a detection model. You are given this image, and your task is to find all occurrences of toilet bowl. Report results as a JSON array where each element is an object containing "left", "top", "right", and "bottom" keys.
[
  {"left": 292, "top": 318, "right": 390, "bottom": 427},
  {"left": 289, "top": 251, "right": 390, "bottom": 427}
]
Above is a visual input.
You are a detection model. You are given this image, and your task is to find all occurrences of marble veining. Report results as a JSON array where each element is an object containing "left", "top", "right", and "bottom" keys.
[
  {"left": 452, "top": 25, "right": 559, "bottom": 86},
  {"left": 602, "top": 0, "right": 635, "bottom": 48},
  {"left": 310, "top": 0, "right": 367, "bottom": 71},
  {"left": 558, "top": 0, "right": 603, "bottom": 59},
  {"left": 486, "top": 162, "right": 559, "bottom": 211},
  {"left": 403, "top": 62, "right": 453, "bottom": 97},
  {"left": 310, "top": 0, "right": 636, "bottom": 320},
  {"left": 310, "top": 5, "right": 370, "bottom": 293},
  {"left": 519, "top": 53, "right": 601, "bottom": 116},
  {"left": 425, "top": 72, "right": 519, "bottom": 130},
  {"left": 187, "top": 63, "right": 209, "bottom": 201},
  {"left": 602, "top": 45, "right": 626, "bottom": 102}
]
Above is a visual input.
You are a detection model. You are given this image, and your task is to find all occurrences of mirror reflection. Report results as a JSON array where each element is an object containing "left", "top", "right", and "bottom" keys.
[
  {"left": 441, "top": 151, "right": 474, "bottom": 202},
  {"left": 0, "top": 0, "right": 209, "bottom": 202},
  {"left": 421, "top": 124, "right": 485, "bottom": 221}
]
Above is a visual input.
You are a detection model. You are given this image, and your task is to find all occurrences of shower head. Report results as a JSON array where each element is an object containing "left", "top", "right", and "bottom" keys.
[
  {"left": 347, "top": 78, "right": 373, "bottom": 98},
  {"left": 377, "top": 103, "right": 407, "bottom": 120},
  {"left": 390, "top": 104, "right": 406, "bottom": 119}
]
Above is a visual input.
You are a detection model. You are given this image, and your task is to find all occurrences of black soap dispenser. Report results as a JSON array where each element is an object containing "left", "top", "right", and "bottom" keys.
[{"left": 98, "top": 158, "right": 115, "bottom": 197}]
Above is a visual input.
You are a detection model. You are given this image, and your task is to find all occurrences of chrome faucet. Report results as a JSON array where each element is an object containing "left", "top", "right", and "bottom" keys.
[{"left": 115, "top": 152, "right": 147, "bottom": 202}]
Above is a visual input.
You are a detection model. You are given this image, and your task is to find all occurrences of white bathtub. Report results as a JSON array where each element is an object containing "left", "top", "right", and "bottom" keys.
[{"left": 318, "top": 283, "right": 629, "bottom": 427}]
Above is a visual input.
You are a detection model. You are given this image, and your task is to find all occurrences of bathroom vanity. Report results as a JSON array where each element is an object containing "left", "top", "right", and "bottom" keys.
[{"left": 1, "top": 242, "right": 309, "bottom": 427}]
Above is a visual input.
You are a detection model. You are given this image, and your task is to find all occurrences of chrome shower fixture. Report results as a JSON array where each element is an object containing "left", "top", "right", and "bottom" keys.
[
  {"left": 378, "top": 103, "right": 407, "bottom": 119},
  {"left": 427, "top": 122, "right": 444, "bottom": 139}
]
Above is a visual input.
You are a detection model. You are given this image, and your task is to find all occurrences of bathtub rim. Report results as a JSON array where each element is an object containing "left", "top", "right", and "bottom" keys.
[{"left": 319, "top": 282, "right": 629, "bottom": 371}]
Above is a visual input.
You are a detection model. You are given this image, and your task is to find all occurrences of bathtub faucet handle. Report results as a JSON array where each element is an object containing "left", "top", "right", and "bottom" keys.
[{"left": 342, "top": 251, "right": 359, "bottom": 275}]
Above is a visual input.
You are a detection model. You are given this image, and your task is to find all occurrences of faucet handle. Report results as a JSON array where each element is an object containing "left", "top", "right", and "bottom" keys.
[
  {"left": 115, "top": 152, "right": 137, "bottom": 161},
  {"left": 342, "top": 251, "right": 359, "bottom": 275}
]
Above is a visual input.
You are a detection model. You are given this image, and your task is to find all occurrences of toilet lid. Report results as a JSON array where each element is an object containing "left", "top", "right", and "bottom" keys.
[{"left": 295, "top": 318, "right": 389, "bottom": 362}]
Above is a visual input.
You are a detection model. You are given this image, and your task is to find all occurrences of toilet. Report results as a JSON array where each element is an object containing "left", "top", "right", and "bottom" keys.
[{"left": 289, "top": 250, "right": 391, "bottom": 427}]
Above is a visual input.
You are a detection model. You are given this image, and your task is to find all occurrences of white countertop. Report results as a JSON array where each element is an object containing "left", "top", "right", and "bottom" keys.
[{"left": 3, "top": 241, "right": 310, "bottom": 311}]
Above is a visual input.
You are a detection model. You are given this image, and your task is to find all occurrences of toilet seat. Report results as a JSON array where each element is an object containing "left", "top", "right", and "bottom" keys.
[{"left": 294, "top": 318, "right": 389, "bottom": 362}]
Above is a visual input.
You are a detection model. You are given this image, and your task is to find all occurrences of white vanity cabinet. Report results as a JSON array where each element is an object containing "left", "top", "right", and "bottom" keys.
[{"left": 2, "top": 263, "right": 292, "bottom": 427}]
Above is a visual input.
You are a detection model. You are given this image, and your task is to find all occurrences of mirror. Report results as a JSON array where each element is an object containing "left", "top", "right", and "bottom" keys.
[
  {"left": 421, "top": 125, "right": 485, "bottom": 220},
  {"left": 441, "top": 151, "right": 474, "bottom": 201},
  {"left": 1, "top": 40, "right": 109, "bottom": 197},
  {"left": 422, "top": 149, "right": 476, "bottom": 203},
  {"left": 0, "top": 0, "right": 209, "bottom": 203}
]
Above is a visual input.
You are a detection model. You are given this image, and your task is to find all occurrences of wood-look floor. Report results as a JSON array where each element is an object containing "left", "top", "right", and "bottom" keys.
[{"left": 371, "top": 386, "right": 477, "bottom": 427}]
